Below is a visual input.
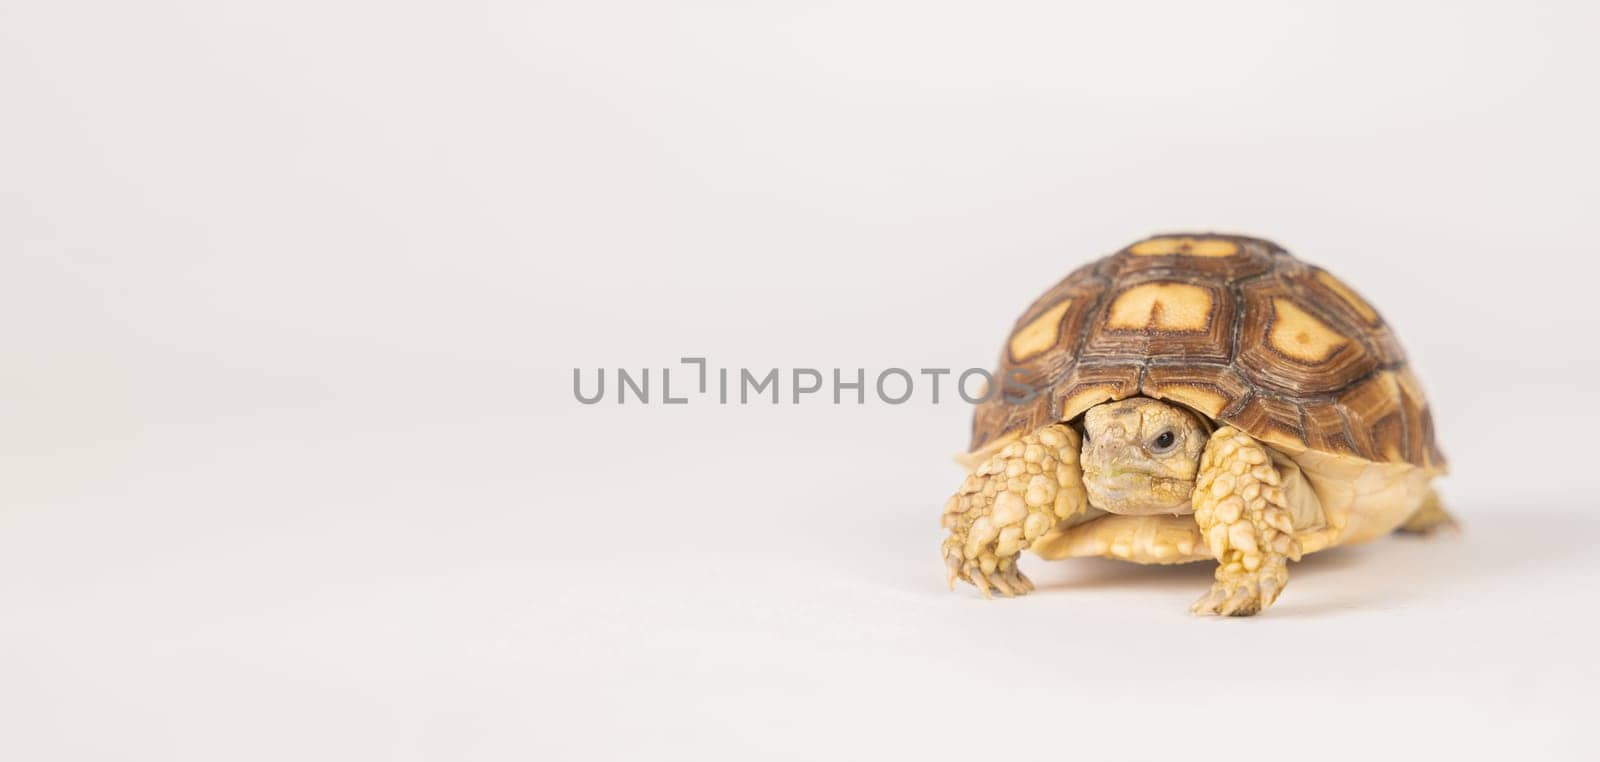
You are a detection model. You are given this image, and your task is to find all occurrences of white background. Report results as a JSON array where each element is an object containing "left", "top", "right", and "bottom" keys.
[{"left": 5, "top": 2, "right": 1599, "bottom": 760}]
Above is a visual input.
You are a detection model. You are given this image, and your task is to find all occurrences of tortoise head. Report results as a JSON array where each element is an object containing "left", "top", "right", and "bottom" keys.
[{"left": 1080, "top": 397, "right": 1209, "bottom": 516}]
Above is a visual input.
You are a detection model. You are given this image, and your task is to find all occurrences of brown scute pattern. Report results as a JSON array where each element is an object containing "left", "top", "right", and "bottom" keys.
[
  {"left": 1235, "top": 278, "right": 1378, "bottom": 394},
  {"left": 970, "top": 233, "right": 1445, "bottom": 470},
  {"left": 1046, "top": 364, "right": 1141, "bottom": 423},
  {"left": 1142, "top": 363, "right": 1252, "bottom": 420},
  {"left": 1309, "top": 268, "right": 1382, "bottom": 327},
  {"left": 1085, "top": 278, "right": 1233, "bottom": 363},
  {"left": 1104, "top": 235, "right": 1276, "bottom": 282},
  {"left": 1227, "top": 394, "right": 1310, "bottom": 453},
  {"left": 1299, "top": 400, "right": 1360, "bottom": 456},
  {"left": 1282, "top": 265, "right": 1408, "bottom": 366},
  {"left": 1002, "top": 267, "right": 1107, "bottom": 365}
]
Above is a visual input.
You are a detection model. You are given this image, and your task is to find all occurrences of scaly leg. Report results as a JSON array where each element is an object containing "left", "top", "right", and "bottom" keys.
[
  {"left": 1396, "top": 488, "right": 1458, "bottom": 535},
  {"left": 1190, "top": 427, "right": 1302, "bottom": 616},
  {"left": 942, "top": 423, "right": 1090, "bottom": 597}
]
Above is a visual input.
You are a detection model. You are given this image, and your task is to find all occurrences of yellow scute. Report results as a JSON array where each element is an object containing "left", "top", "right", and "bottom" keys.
[
  {"left": 1128, "top": 237, "right": 1239, "bottom": 258},
  {"left": 1107, "top": 283, "right": 1212, "bottom": 331},
  {"left": 1154, "top": 386, "right": 1229, "bottom": 419},
  {"left": 1008, "top": 299, "right": 1072, "bottom": 361},
  {"left": 1315, "top": 270, "right": 1379, "bottom": 324},
  {"left": 1267, "top": 299, "right": 1348, "bottom": 363}
]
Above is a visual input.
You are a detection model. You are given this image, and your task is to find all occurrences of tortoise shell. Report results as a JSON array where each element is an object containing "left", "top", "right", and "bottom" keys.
[{"left": 970, "top": 233, "right": 1445, "bottom": 471}]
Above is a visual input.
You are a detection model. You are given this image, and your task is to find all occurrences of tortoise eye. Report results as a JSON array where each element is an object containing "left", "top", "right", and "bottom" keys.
[{"left": 1151, "top": 430, "right": 1177, "bottom": 452}]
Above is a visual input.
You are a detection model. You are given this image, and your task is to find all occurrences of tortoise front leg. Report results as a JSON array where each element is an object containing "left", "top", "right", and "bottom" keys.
[
  {"left": 1190, "top": 427, "right": 1303, "bottom": 616},
  {"left": 941, "top": 423, "right": 1090, "bottom": 597}
]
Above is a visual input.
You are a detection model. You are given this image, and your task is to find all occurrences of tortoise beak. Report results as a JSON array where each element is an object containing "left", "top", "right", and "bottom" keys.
[{"left": 1082, "top": 469, "right": 1195, "bottom": 516}]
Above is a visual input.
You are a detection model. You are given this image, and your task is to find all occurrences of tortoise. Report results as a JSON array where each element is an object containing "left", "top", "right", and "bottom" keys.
[{"left": 940, "top": 233, "right": 1453, "bottom": 616}]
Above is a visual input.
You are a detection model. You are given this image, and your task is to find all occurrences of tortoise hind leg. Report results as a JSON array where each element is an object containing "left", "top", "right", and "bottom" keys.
[{"left": 1396, "top": 489, "right": 1458, "bottom": 535}]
